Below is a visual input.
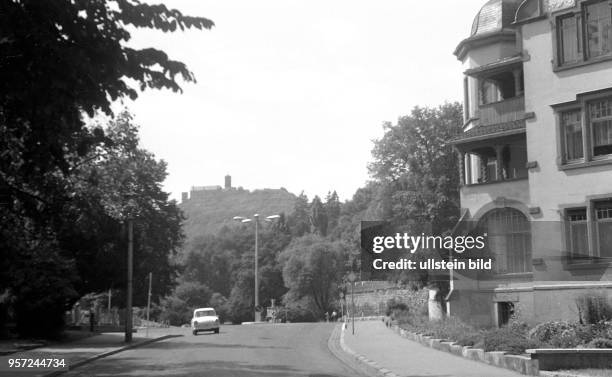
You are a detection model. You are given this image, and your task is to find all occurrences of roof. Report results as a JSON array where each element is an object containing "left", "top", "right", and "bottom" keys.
[
  {"left": 471, "top": 0, "right": 522, "bottom": 37},
  {"left": 450, "top": 119, "right": 526, "bottom": 144},
  {"left": 464, "top": 55, "right": 523, "bottom": 76},
  {"left": 455, "top": 0, "right": 522, "bottom": 59}
]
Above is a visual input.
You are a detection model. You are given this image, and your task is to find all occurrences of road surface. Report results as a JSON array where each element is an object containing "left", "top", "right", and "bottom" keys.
[{"left": 63, "top": 323, "right": 366, "bottom": 377}]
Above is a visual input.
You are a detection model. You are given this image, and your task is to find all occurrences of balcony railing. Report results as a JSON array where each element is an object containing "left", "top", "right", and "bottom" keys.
[{"left": 477, "top": 96, "right": 525, "bottom": 126}]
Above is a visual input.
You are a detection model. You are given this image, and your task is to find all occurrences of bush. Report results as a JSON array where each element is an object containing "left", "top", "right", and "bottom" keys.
[
  {"left": 587, "top": 337, "right": 612, "bottom": 348},
  {"left": 576, "top": 292, "right": 612, "bottom": 324},
  {"left": 483, "top": 325, "right": 541, "bottom": 354},
  {"left": 385, "top": 298, "right": 408, "bottom": 317},
  {"left": 529, "top": 321, "right": 572, "bottom": 344}
]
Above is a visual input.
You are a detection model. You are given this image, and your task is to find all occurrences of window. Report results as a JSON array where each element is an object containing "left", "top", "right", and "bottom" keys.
[
  {"left": 559, "top": 15, "right": 582, "bottom": 65},
  {"left": 585, "top": 1, "right": 612, "bottom": 58},
  {"left": 479, "top": 208, "right": 531, "bottom": 274},
  {"left": 479, "top": 71, "right": 518, "bottom": 105},
  {"left": 589, "top": 98, "right": 612, "bottom": 156},
  {"left": 556, "top": 0, "right": 612, "bottom": 66},
  {"left": 567, "top": 208, "right": 589, "bottom": 257},
  {"left": 562, "top": 110, "right": 584, "bottom": 161},
  {"left": 595, "top": 200, "right": 612, "bottom": 257},
  {"left": 565, "top": 200, "right": 612, "bottom": 260},
  {"left": 557, "top": 94, "right": 612, "bottom": 165}
]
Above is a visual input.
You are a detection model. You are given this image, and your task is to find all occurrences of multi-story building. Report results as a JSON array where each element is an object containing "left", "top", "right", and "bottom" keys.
[{"left": 449, "top": 0, "right": 612, "bottom": 327}]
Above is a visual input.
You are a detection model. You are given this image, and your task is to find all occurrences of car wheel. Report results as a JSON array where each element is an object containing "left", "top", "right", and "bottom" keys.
[
  {"left": 192, "top": 330, "right": 198, "bottom": 335},
  {"left": 214, "top": 328, "right": 219, "bottom": 334}
]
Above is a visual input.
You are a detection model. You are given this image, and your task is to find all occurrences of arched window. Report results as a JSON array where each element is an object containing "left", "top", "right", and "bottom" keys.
[{"left": 478, "top": 208, "right": 532, "bottom": 274}]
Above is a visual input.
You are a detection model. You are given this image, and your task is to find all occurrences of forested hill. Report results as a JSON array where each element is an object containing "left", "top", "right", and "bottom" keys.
[{"left": 179, "top": 187, "right": 297, "bottom": 241}]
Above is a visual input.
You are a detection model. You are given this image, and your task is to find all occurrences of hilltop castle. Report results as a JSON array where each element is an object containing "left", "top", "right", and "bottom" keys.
[{"left": 181, "top": 174, "right": 233, "bottom": 203}]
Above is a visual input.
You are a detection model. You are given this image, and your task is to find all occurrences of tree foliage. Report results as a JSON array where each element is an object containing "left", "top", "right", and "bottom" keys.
[
  {"left": 1, "top": 0, "right": 209, "bottom": 337},
  {"left": 279, "top": 235, "right": 349, "bottom": 316},
  {"left": 369, "top": 103, "right": 463, "bottom": 233}
]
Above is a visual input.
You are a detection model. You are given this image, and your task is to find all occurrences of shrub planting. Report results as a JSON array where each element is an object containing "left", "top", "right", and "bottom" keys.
[{"left": 393, "top": 315, "right": 612, "bottom": 354}]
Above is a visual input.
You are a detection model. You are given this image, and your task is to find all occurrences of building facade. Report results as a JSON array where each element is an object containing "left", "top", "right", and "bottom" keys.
[{"left": 449, "top": 0, "right": 612, "bottom": 327}]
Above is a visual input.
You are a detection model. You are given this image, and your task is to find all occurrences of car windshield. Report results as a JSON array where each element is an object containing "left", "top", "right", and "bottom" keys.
[{"left": 195, "top": 310, "right": 216, "bottom": 317}]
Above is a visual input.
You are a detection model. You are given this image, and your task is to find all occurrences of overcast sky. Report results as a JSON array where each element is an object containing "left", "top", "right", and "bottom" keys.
[{"left": 124, "top": 0, "right": 486, "bottom": 202}]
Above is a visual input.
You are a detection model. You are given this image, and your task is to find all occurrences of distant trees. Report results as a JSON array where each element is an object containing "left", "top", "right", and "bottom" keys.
[{"left": 161, "top": 104, "right": 463, "bottom": 324}]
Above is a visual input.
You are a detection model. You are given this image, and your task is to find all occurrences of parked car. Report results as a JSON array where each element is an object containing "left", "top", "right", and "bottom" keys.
[{"left": 191, "top": 307, "right": 220, "bottom": 335}]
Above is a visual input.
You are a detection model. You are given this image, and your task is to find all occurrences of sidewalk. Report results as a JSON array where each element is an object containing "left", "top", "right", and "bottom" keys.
[
  {"left": 343, "top": 320, "right": 524, "bottom": 377},
  {"left": 0, "top": 327, "right": 183, "bottom": 377}
]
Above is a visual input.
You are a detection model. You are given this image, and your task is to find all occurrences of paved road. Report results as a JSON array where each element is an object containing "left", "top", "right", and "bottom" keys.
[{"left": 62, "top": 323, "right": 366, "bottom": 377}]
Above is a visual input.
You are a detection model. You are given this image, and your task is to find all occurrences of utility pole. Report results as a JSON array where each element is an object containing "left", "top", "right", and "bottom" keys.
[
  {"left": 351, "top": 281, "right": 355, "bottom": 335},
  {"left": 254, "top": 214, "right": 260, "bottom": 322},
  {"left": 233, "top": 214, "right": 280, "bottom": 323},
  {"left": 125, "top": 219, "right": 133, "bottom": 343},
  {"left": 146, "top": 272, "right": 152, "bottom": 323},
  {"left": 347, "top": 272, "right": 356, "bottom": 335}
]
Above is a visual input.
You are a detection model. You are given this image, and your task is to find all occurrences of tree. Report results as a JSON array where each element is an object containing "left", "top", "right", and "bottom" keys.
[
  {"left": 65, "top": 112, "right": 184, "bottom": 300},
  {"left": 325, "top": 191, "right": 341, "bottom": 234},
  {"left": 310, "top": 195, "right": 328, "bottom": 236},
  {"left": 1, "top": 1, "right": 213, "bottom": 190},
  {"left": 287, "top": 192, "right": 310, "bottom": 237},
  {"left": 279, "top": 235, "right": 349, "bottom": 316},
  {"left": 1, "top": 1, "right": 211, "bottom": 337},
  {"left": 368, "top": 103, "right": 462, "bottom": 234},
  {"left": 368, "top": 102, "right": 463, "bottom": 289},
  {"left": 159, "top": 279, "right": 212, "bottom": 326}
]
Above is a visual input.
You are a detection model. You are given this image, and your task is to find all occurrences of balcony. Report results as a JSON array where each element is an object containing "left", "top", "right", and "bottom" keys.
[{"left": 477, "top": 96, "right": 525, "bottom": 126}]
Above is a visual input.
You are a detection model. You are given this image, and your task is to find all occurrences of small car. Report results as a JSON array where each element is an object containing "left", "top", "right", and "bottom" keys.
[{"left": 191, "top": 307, "right": 220, "bottom": 335}]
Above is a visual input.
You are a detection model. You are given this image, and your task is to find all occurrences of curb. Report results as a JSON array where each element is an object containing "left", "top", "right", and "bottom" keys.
[
  {"left": 337, "top": 323, "right": 400, "bottom": 377},
  {"left": 387, "top": 324, "right": 540, "bottom": 376},
  {"left": 0, "top": 343, "right": 47, "bottom": 356},
  {"left": 42, "top": 334, "right": 183, "bottom": 377},
  {"left": 540, "top": 372, "right": 599, "bottom": 377}
]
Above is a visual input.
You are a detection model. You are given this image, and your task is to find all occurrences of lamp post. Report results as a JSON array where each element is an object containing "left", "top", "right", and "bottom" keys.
[
  {"left": 233, "top": 214, "right": 280, "bottom": 322},
  {"left": 347, "top": 272, "right": 356, "bottom": 335}
]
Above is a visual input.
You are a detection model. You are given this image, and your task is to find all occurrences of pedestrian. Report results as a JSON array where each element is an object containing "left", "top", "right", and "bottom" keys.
[
  {"left": 325, "top": 312, "right": 329, "bottom": 322},
  {"left": 89, "top": 308, "right": 95, "bottom": 332}
]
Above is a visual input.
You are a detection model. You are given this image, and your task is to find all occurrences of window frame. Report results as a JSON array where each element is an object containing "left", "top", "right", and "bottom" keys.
[
  {"left": 562, "top": 196, "right": 612, "bottom": 262},
  {"left": 553, "top": 0, "right": 612, "bottom": 70},
  {"left": 594, "top": 200, "right": 612, "bottom": 257},
  {"left": 554, "top": 90, "right": 612, "bottom": 169},
  {"left": 478, "top": 208, "right": 532, "bottom": 274},
  {"left": 566, "top": 208, "right": 590, "bottom": 258}
]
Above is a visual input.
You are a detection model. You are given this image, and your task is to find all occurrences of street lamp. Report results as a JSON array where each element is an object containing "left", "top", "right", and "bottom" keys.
[{"left": 233, "top": 214, "right": 280, "bottom": 322}]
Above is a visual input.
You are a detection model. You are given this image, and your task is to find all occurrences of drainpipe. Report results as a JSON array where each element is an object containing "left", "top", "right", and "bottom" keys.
[{"left": 444, "top": 209, "right": 470, "bottom": 316}]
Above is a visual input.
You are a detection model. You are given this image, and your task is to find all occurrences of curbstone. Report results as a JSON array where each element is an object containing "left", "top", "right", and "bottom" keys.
[
  {"left": 484, "top": 351, "right": 506, "bottom": 366},
  {"left": 336, "top": 324, "right": 401, "bottom": 377},
  {"left": 42, "top": 334, "right": 182, "bottom": 377},
  {"left": 386, "top": 324, "right": 540, "bottom": 376}
]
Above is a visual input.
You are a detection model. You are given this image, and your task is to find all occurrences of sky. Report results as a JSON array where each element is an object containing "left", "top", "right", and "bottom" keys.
[{"left": 124, "top": 0, "right": 486, "bottom": 202}]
